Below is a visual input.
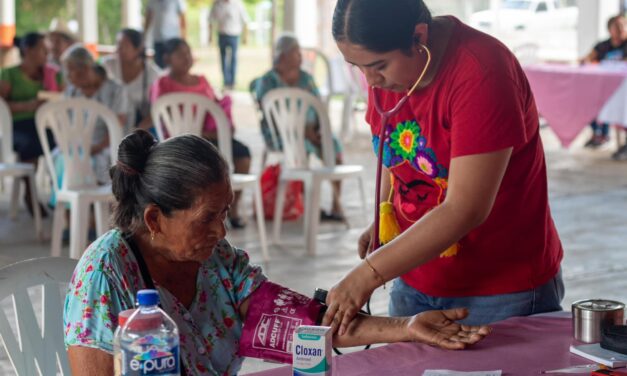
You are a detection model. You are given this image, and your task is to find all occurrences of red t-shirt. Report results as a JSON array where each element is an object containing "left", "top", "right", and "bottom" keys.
[{"left": 366, "top": 17, "right": 563, "bottom": 297}]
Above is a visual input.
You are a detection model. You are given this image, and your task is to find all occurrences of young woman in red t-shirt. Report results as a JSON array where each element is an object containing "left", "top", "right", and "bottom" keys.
[{"left": 323, "top": 0, "right": 565, "bottom": 333}]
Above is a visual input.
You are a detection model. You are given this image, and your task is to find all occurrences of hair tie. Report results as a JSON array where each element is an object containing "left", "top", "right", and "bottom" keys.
[{"left": 117, "top": 161, "right": 139, "bottom": 176}]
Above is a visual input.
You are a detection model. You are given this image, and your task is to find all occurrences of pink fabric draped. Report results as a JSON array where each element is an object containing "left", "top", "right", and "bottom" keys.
[{"left": 523, "top": 64, "right": 627, "bottom": 147}]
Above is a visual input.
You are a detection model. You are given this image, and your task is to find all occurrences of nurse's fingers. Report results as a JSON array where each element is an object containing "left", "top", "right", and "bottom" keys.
[
  {"left": 321, "top": 303, "right": 339, "bottom": 327},
  {"left": 338, "top": 307, "right": 359, "bottom": 336}
]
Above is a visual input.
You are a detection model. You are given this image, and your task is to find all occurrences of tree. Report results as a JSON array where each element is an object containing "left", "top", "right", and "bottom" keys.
[{"left": 16, "top": 0, "right": 70, "bottom": 35}]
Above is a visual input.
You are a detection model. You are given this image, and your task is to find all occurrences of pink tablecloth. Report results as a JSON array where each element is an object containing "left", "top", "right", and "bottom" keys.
[
  {"left": 246, "top": 316, "right": 591, "bottom": 376},
  {"left": 523, "top": 64, "right": 627, "bottom": 147}
]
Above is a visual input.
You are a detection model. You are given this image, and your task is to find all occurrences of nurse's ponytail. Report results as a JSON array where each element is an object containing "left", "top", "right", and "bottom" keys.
[{"left": 332, "top": 0, "right": 432, "bottom": 53}]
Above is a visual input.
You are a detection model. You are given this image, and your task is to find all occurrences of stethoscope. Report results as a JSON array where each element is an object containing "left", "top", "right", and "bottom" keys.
[{"left": 370, "top": 43, "right": 432, "bottom": 252}]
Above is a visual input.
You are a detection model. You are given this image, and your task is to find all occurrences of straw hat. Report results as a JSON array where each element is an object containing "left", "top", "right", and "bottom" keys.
[{"left": 48, "top": 18, "right": 78, "bottom": 41}]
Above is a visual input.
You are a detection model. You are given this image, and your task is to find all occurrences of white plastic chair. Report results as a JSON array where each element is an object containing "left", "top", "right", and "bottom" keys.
[
  {"left": 249, "top": 78, "right": 283, "bottom": 169},
  {"left": 261, "top": 88, "right": 367, "bottom": 256},
  {"left": 36, "top": 98, "right": 123, "bottom": 259},
  {"left": 151, "top": 93, "right": 269, "bottom": 262},
  {"left": 301, "top": 48, "right": 361, "bottom": 142},
  {"left": 0, "top": 98, "right": 42, "bottom": 239},
  {"left": 301, "top": 47, "right": 348, "bottom": 109},
  {"left": 0, "top": 257, "right": 77, "bottom": 376}
]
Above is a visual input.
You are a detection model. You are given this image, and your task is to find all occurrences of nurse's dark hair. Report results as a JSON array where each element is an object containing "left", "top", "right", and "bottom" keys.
[
  {"left": 332, "top": 0, "right": 432, "bottom": 53},
  {"left": 110, "top": 130, "right": 229, "bottom": 234},
  {"left": 13, "top": 32, "right": 45, "bottom": 58}
]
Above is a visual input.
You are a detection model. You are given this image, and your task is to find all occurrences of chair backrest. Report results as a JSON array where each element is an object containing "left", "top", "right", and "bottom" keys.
[
  {"left": 151, "top": 92, "right": 234, "bottom": 170},
  {"left": 0, "top": 98, "right": 16, "bottom": 164},
  {"left": 35, "top": 98, "right": 123, "bottom": 192},
  {"left": 261, "top": 87, "right": 335, "bottom": 169},
  {"left": 249, "top": 78, "right": 282, "bottom": 152},
  {"left": 0, "top": 257, "right": 77, "bottom": 376},
  {"left": 301, "top": 48, "right": 334, "bottom": 101}
]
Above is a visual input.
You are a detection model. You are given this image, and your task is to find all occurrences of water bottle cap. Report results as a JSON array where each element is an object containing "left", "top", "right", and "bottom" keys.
[{"left": 137, "top": 289, "right": 160, "bottom": 306}]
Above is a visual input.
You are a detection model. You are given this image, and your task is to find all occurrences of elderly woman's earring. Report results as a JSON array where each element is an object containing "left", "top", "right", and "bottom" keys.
[{"left": 150, "top": 232, "right": 155, "bottom": 242}]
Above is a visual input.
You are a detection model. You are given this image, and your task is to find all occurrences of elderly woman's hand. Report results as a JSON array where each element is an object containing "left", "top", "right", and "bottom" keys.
[
  {"left": 407, "top": 308, "right": 491, "bottom": 350},
  {"left": 322, "top": 264, "right": 380, "bottom": 335}
]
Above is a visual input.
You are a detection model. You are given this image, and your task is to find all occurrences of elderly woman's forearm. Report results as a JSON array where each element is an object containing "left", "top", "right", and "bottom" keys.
[{"left": 332, "top": 314, "right": 411, "bottom": 347}]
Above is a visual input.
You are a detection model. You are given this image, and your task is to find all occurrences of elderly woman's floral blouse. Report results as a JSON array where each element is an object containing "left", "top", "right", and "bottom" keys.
[{"left": 64, "top": 229, "right": 266, "bottom": 375}]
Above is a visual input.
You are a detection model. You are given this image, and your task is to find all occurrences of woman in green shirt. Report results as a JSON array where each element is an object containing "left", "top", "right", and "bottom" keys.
[{"left": 0, "top": 32, "right": 62, "bottom": 213}]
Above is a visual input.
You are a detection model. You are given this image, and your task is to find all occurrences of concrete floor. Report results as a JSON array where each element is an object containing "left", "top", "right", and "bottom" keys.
[{"left": 0, "top": 93, "right": 626, "bottom": 374}]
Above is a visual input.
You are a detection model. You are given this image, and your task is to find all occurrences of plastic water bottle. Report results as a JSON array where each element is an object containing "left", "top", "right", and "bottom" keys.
[
  {"left": 113, "top": 308, "right": 137, "bottom": 375},
  {"left": 115, "top": 289, "right": 180, "bottom": 375}
]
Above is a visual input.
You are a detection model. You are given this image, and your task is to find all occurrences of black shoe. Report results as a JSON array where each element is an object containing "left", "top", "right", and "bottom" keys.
[
  {"left": 612, "top": 145, "right": 627, "bottom": 161},
  {"left": 320, "top": 210, "right": 345, "bottom": 222}
]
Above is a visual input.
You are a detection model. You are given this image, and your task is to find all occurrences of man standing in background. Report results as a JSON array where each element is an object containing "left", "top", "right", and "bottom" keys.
[
  {"left": 209, "top": 0, "right": 249, "bottom": 90},
  {"left": 144, "top": 0, "right": 187, "bottom": 69}
]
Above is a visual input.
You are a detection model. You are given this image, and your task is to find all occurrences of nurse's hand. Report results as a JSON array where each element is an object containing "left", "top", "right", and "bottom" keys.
[
  {"left": 357, "top": 222, "right": 374, "bottom": 259},
  {"left": 322, "top": 263, "right": 380, "bottom": 335},
  {"left": 407, "top": 308, "right": 491, "bottom": 350}
]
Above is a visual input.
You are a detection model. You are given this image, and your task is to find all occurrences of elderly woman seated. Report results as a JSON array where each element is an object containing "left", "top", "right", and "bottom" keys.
[
  {"left": 64, "top": 130, "right": 490, "bottom": 376},
  {"left": 254, "top": 34, "right": 346, "bottom": 221}
]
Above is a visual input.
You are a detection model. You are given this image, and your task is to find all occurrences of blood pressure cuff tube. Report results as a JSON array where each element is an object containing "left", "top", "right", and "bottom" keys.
[{"left": 238, "top": 281, "right": 326, "bottom": 364}]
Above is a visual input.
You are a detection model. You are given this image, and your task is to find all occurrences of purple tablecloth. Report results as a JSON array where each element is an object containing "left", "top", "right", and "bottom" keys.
[
  {"left": 246, "top": 316, "right": 591, "bottom": 376},
  {"left": 523, "top": 64, "right": 627, "bottom": 147}
]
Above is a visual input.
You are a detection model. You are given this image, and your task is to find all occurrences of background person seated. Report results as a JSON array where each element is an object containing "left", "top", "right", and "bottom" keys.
[
  {"left": 254, "top": 33, "right": 346, "bottom": 221},
  {"left": 47, "top": 18, "right": 78, "bottom": 69},
  {"left": 150, "top": 37, "right": 251, "bottom": 228},
  {"left": 61, "top": 45, "right": 130, "bottom": 185},
  {"left": 0, "top": 32, "right": 62, "bottom": 216},
  {"left": 63, "top": 130, "right": 490, "bottom": 376},
  {"left": 581, "top": 15, "right": 627, "bottom": 153},
  {"left": 101, "top": 28, "right": 161, "bottom": 133}
]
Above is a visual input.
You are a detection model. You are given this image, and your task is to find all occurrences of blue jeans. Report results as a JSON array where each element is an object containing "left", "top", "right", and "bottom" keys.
[
  {"left": 591, "top": 120, "right": 609, "bottom": 137},
  {"left": 218, "top": 34, "right": 239, "bottom": 87},
  {"left": 388, "top": 270, "right": 564, "bottom": 325},
  {"left": 153, "top": 41, "right": 167, "bottom": 69}
]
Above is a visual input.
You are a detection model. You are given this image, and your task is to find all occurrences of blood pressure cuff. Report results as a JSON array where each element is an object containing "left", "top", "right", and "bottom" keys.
[{"left": 238, "top": 281, "right": 326, "bottom": 364}]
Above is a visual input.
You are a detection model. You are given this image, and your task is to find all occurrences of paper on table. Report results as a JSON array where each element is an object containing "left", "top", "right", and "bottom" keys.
[{"left": 423, "top": 370, "right": 502, "bottom": 376}]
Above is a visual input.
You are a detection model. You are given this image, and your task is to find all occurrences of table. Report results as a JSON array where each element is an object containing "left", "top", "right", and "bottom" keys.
[
  {"left": 523, "top": 64, "right": 627, "bottom": 147},
  {"left": 599, "top": 77, "right": 627, "bottom": 127},
  {"left": 246, "top": 315, "right": 593, "bottom": 376}
]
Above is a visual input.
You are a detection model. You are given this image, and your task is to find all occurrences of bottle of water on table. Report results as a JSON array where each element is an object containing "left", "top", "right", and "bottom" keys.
[{"left": 115, "top": 289, "right": 180, "bottom": 375}]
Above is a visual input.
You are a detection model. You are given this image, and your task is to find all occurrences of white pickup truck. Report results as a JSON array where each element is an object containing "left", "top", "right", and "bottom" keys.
[
  {"left": 469, "top": 0, "right": 578, "bottom": 34},
  {"left": 469, "top": 0, "right": 579, "bottom": 61}
]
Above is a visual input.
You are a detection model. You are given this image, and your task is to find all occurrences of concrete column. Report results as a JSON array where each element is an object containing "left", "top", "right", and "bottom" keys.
[
  {"left": 294, "top": 1, "right": 318, "bottom": 47},
  {"left": 576, "top": 0, "right": 621, "bottom": 57},
  {"left": 0, "top": 0, "right": 15, "bottom": 47},
  {"left": 200, "top": 7, "right": 209, "bottom": 47},
  {"left": 489, "top": 0, "right": 501, "bottom": 35},
  {"left": 77, "top": 0, "right": 99, "bottom": 55},
  {"left": 283, "top": 0, "right": 296, "bottom": 33},
  {"left": 122, "top": 0, "right": 142, "bottom": 30}
]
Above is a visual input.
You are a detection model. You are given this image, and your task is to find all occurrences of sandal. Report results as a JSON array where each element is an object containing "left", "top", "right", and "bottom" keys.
[
  {"left": 320, "top": 210, "right": 345, "bottom": 222},
  {"left": 228, "top": 217, "right": 247, "bottom": 229}
]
